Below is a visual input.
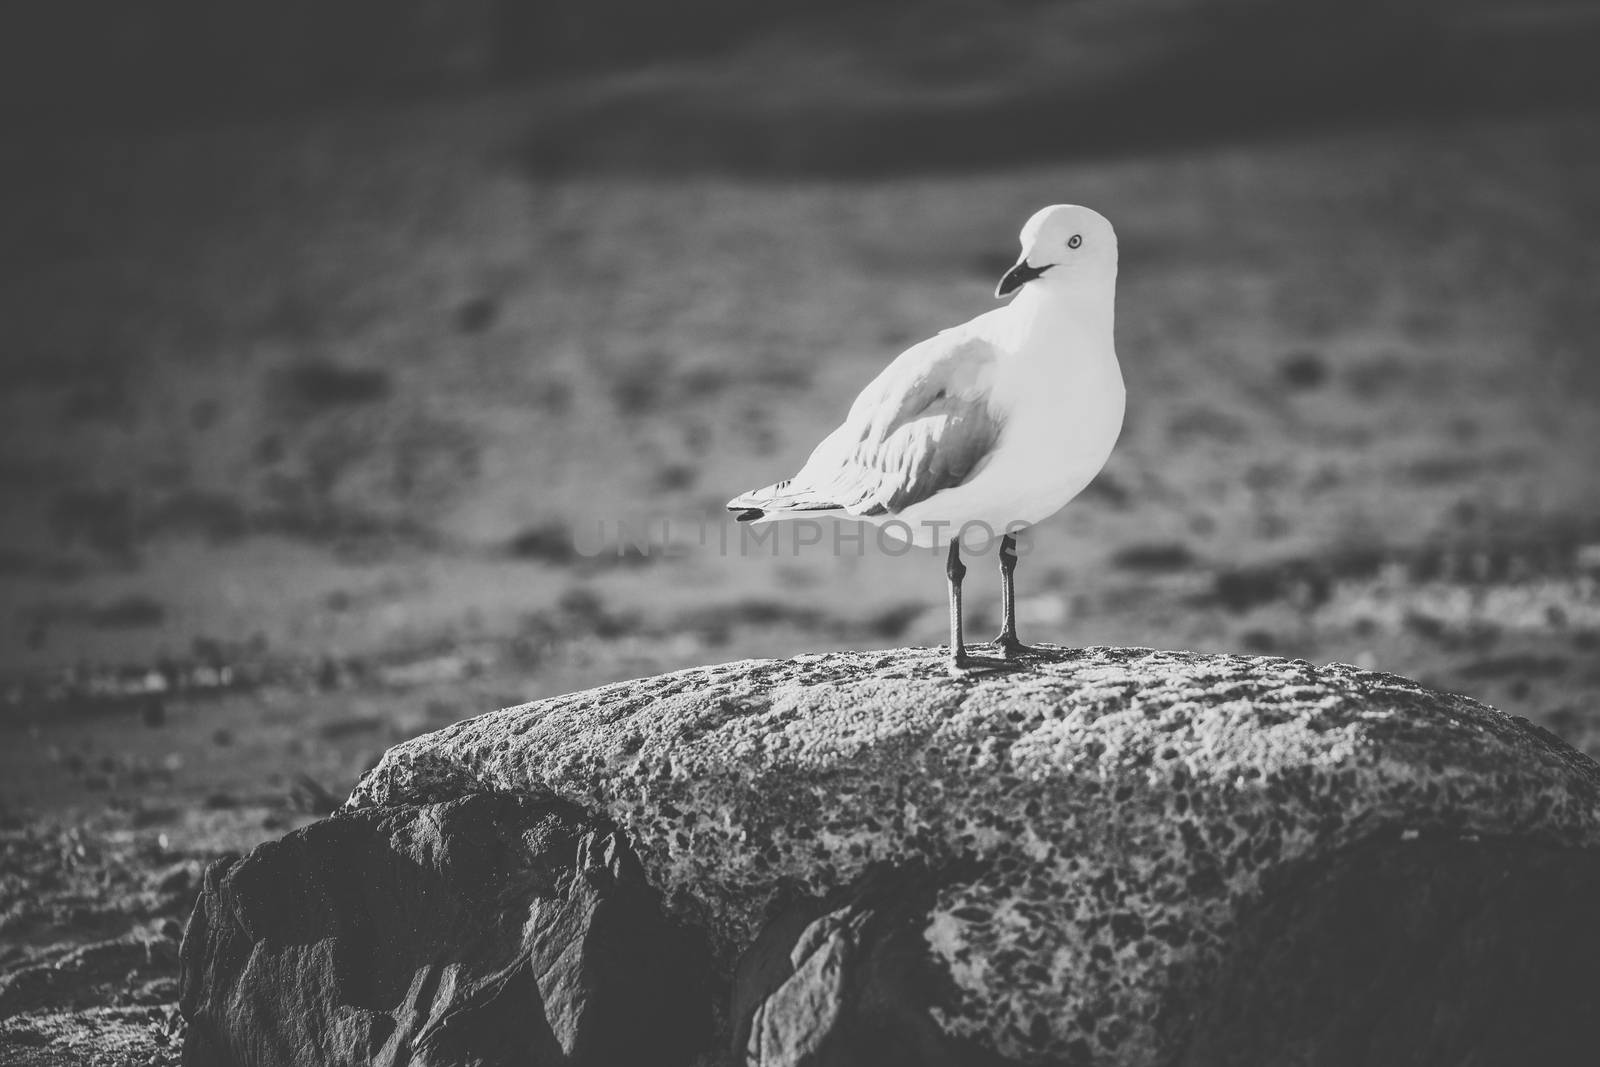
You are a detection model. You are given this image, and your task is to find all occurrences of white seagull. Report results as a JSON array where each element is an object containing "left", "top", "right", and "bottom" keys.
[{"left": 727, "top": 205, "right": 1125, "bottom": 668}]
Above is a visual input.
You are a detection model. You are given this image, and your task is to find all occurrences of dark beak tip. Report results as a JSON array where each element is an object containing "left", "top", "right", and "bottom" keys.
[{"left": 995, "top": 260, "right": 1043, "bottom": 299}]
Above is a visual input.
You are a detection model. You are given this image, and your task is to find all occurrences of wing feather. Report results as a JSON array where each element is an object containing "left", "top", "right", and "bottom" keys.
[{"left": 791, "top": 329, "right": 1005, "bottom": 516}]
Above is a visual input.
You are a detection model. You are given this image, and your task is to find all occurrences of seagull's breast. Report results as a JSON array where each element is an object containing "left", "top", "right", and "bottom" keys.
[{"left": 988, "top": 344, "right": 1125, "bottom": 515}]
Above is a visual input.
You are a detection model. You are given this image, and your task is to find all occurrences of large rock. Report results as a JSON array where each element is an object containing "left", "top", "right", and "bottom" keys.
[
  {"left": 177, "top": 793, "right": 708, "bottom": 1067},
  {"left": 343, "top": 645, "right": 1600, "bottom": 1065}
]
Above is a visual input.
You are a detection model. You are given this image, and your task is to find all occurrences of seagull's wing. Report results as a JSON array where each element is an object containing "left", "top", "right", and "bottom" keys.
[{"left": 782, "top": 327, "right": 1006, "bottom": 516}]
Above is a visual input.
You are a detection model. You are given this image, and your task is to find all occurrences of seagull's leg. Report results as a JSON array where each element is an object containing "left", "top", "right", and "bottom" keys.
[
  {"left": 991, "top": 534, "right": 1030, "bottom": 657},
  {"left": 946, "top": 540, "right": 969, "bottom": 669}
]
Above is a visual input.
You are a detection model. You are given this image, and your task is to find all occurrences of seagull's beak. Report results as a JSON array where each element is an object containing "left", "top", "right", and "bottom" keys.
[{"left": 995, "top": 259, "right": 1048, "bottom": 298}]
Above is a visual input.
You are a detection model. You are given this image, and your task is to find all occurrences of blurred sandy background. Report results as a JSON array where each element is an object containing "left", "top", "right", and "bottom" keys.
[{"left": 3, "top": 0, "right": 1600, "bottom": 857}]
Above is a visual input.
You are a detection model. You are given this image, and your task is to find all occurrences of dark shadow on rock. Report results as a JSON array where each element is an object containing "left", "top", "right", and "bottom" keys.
[
  {"left": 178, "top": 793, "right": 711, "bottom": 1067},
  {"left": 730, "top": 833, "right": 1600, "bottom": 1067},
  {"left": 731, "top": 860, "right": 1025, "bottom": 1067},
  {"left": 1181, "top": 831, "right": 1600, "bottom": 1067}
]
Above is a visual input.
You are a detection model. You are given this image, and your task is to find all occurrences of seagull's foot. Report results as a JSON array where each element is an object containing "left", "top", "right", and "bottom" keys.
[
  {"left": 989, "top": 632, "right": 1036, "bottom": 660},
  {"left": 946, "top": 645, "right": 1026, "bottom": 675}
]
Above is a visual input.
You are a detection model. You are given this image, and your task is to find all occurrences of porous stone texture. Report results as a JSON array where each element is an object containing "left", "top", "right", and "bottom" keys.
[
  {"left": 347, "top": 646, "right": 1600, "bottom": 1064},
  {"left": 178, "top": 793, "right": 709, "bottom": 1067}
]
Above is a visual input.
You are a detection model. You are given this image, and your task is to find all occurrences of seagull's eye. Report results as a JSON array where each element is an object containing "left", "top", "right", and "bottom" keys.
[{"left": 1068, "top": 234, "right": 1083, "bottom": 249}]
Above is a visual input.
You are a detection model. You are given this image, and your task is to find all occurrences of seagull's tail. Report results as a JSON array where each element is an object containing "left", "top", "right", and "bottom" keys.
[{"left": 726, "top": 479, "right": 843, "bottom": 523}]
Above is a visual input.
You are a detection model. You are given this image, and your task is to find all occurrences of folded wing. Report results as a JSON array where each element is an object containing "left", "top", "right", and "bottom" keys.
[{"left": 728, "top": 328, "right": 1006, "bottom": 519}]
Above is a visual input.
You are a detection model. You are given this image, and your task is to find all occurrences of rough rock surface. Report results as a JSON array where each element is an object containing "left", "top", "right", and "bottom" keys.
[
  {"left": 178, "top": 793, "right": 708, "bottom": 1067},
  {"left": 348, "top": 645, "right": 1600, "bottom": 1065}
]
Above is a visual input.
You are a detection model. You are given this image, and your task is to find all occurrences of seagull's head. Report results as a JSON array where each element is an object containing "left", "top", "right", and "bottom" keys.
[{"left": 996, "top": 205, "right": 1118, "bottom": 299}]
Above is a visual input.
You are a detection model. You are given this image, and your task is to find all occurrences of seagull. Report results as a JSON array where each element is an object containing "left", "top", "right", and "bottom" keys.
[{"left": 727, "top": 205, "right": 1125, "bottom": 668}]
